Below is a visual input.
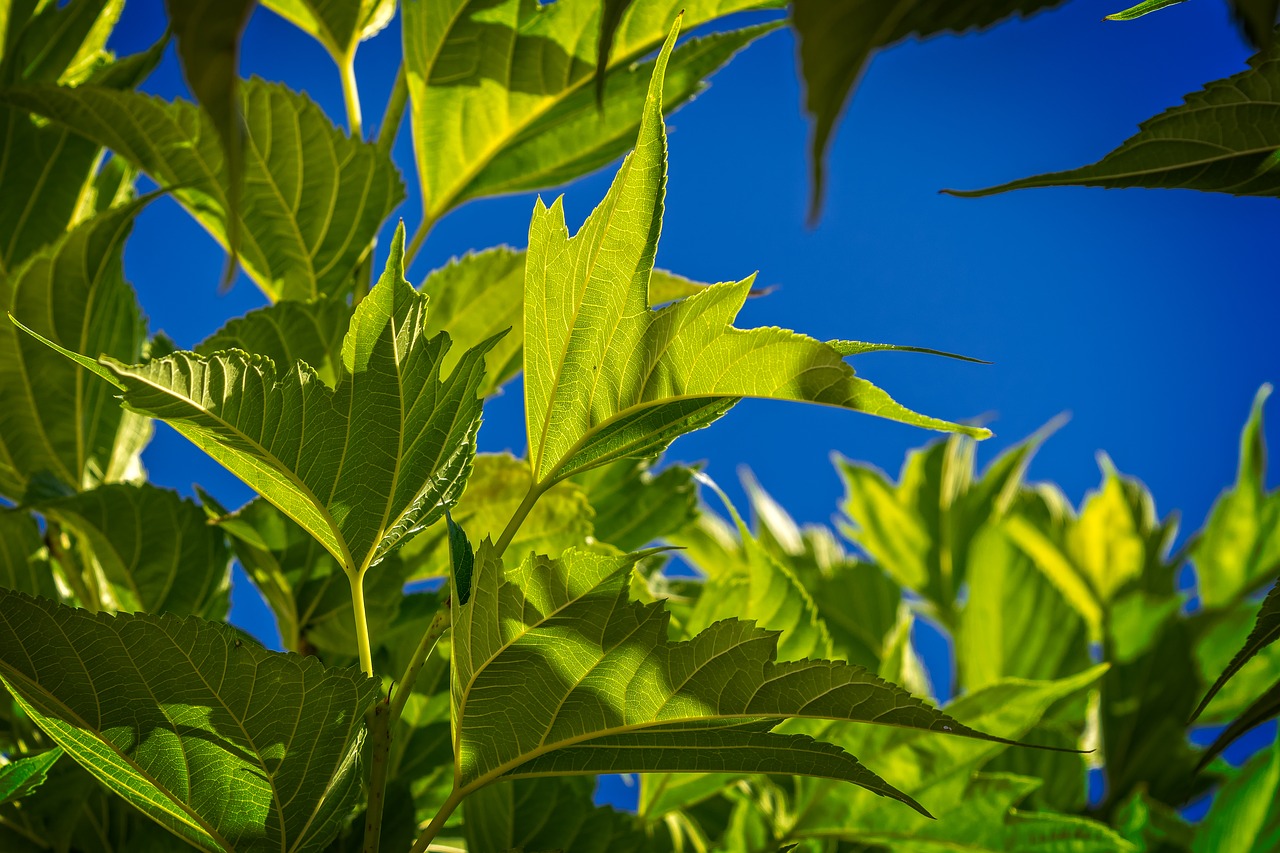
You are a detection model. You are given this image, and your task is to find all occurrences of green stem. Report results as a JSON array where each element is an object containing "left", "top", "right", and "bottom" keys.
[
  {"left": 410, "top": 789, "right": 466, "bottom": 853},
  {"left": 340, "top": 50, "right": 363, "bottom": 139},
  {"left": 405, "top": 216, "right": 434, "bottom": 268},
  {"left": 361, "top": 696, "right": 391, "bottom": 853},
  {"left": 377, "top": 63, "right": 408, "bottom": 158},
  {"left": 348, "top": 571, "right": 375, "bottom": 677},
  {"left": 390, "top": 602, "right": 452, "bottom": 726},
  {"left": 493, "top": 482, "right": 545, "bottom": 558}
]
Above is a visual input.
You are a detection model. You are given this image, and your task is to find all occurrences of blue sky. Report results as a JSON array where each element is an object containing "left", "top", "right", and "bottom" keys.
[{"left": 106, "top": 0, "right": 1277, "bottom": 810}]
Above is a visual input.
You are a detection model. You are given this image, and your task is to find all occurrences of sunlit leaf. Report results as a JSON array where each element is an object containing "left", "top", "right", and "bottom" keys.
[
  {"left": 0, "top": 748, "right": 61, "bottom": 807},
  {"left": 1, "top": 78, "right": 405, "bottom": 300},
  {"left": 402, "top": 0, "right": 780, "bottom": 228},
  {"left": 1104, "top": 0, "right": 1188, "bottom": 21},
  {"left": 0, "top": 589, "right": 378, "bottom": 853},
  {"left": 0, "top": 511, "right": 56, "bottom": 598},
  {"left": 1, "top": 199, "right": 152, "bottom": 502},
  {"left": 792, "top": 0, "right": 1065, "bottom": 219},
  {"left": 463, "top": 776, "right": 649, "bottom": 853},
  {"left": 261, "top": 0, "right": 396, "bottom": 64},
  {"left": 28, "top": 482, "right": 231, "bottom": 619},
  {"left": 951, "top": 42, "right": 1280, "bottom": 198},
  {"left": 1232, "top": 0, "right": 1280, "bottom": 49}
]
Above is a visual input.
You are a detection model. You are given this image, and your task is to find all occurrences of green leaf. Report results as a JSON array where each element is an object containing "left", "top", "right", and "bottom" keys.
[
  {"left": 0, "top": 588, "right": 378, "bottom": 853},
  {"left": 0, "top": 748, "right": 61, "bottom": 807},
  {"left": 0, "top": 511, "right": 57, "bottom": 598},
  {"left": 951, "top": 42, "right": 1280, "bottom": 198},
  {"left": 28, "top": 482, "right": 231, "bottom": 619},
  {"left": 78, "top": 225, "right": 494, "bottom": 578},
  {"left": 196, "top": 296, "right": 354, "bottom": 388},
  {"left": 1193, "top": 591, "right": 1280, "bottom": 726},
  {"left": 792, "top": 0, "right": 1065, "bottom": 220},
  {"left": 402, "top": 0, "right": 779, "bottom": 228},
  {"left": 398, "top": 453, "right": 593, "bottom": 583},
  {"left": 1195, "top": 384, "right": 1280, "bottom": 609},
  {"left": 573, "top": 456, "right": 699, "bottom": 551},
  {"left": 1104, "top": 0, "right": 1189, "bottom": 22},
  {"left": 595, "top": 0, "right": 637, "bottom": 104},
  {"left": 1232, "top": 0, "right": 1280, "bottom": 49},
  {"left": 447, "top": 512, "right": 475, "bottom": 606},
  {"left": 524, "top": 19, "right": 985, "bottom": 490},
  {"left": 463, "top": 776, "right": 649, "bottom": 853},
  {"left": 450, "top": 540, "right": 1028, "bottom": 815},
  {"left": 1115, "top": 787, "right": 1194, "bottom": 853},
  {"left": 1193, "top": 734, "right": 1280, "bottom": 852},
  {"left": 1, "top": 199, "right": 152, "bottom": 502},
  {"left": 1, "top": 0, "right": 123, "bottom": 87},
  {"left": 162, "top": 0, "right": 254, "bottom": 288},
  {"left": 261, "top": 0, "right": 395, "bottom": 64},
  {"left": 1, "top": 78, "right": 405, "bottom": 301}
]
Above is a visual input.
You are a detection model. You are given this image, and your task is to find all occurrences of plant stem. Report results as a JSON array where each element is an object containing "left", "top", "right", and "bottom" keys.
[
  {"left": 361, "top": 696, "right": 391, "bottom": 853},
  {"left": 405, "top": 216, "right": 434, "bottom": 268},
  {"left": 341, "top": 50, "right": 363, "bottom": 138},
  {"left": 390, "top": 601, "right": 451, "bottom": 726},
  {"left": 377, "top": 63, "right": 408, "bottom": 158},
  {"left": 348, "top": 571, "right": 375, "bottom": 677},
  {"left": 410, "top": 789, "right": 466, "bottom": 853},
  {"left": 494, "top": 482, "right": 545, "bottom": 558}
]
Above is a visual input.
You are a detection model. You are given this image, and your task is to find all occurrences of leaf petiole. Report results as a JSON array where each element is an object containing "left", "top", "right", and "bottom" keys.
[{"left": 347, "top": 570, "right": 375, "bottom": 677}]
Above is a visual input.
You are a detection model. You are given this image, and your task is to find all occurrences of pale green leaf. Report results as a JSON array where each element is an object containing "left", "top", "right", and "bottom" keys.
[
  {"left": 1, "top": 78, "right": 405, "bottom": 301},
  {"left": 261, "top": 0, "right": 396, "bottom": 63},
  {"left": 0, "top": 588, "right": 378, "bottom": 853},
  {"left": 2, "top": 0, "right": 122, "bottom": 87},
  {"left": 1104, "top": 0, "right": 1188, "bottom": 22},
  {"left": 402, "top": 0, "right": 779, "bottom": 227},
  {"left": 792, "top": 0, "right": 1065, "bottom": 219},
  {"left": 0, "top": 748, "right": 62, "bottom": 807},
  {"left": 525, "top": 20, "right": 985, "bottom": 489},
  {"left": 397, "top": 453, "right": 593, "bottom": 582},
  {"left": 0, "top": 511, "right": 56, "bottom": 598},
  {"left": 951, "top": 42, "right": 1280, "bottom": 198},
  {"left": 1193, "top": 734, "right": 1280, "bottom": 852},
  {"left": 463, "top": 776, "right": 649, "bottom": 853},
  {"left": 196, "top": 297, "right": 353, "bottom": 388},
  {"left": 572, "top": 456, "right": 698, "bottom": 551},
  {"left": 29, "top": 482, "right": 231, "bottom": 619},
  {"left": 1195, "top": 384, "right": 1280, "bottom": 609},
  {"left": 450, "top": 540, "right": 1025, "bottom": 814},
  {"left": 1, "top": 199, "right": 152, "bottom": 502},
  {"left": 79, "top": 226, "right": 494, "bottom": 577}
]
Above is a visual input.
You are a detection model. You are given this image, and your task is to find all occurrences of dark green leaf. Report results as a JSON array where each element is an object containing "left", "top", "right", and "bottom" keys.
[
  {"left": 1194, "top": 583, "right": 1280, "bottom": 724},
  {"left": 1232, "top": 0, "right": 1280, "bottom": 49},
  {"left": 1104, "top": 0, "right": 1189, "bottom": 22},
  {"left": 260, "top": 0, "right": 395, "bottom": 64},
  {"left": 447, "top": 512, "right": 475, "bottom": 606}
]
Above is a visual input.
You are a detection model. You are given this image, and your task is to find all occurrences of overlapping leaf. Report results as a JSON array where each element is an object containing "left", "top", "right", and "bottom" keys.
[
  {"left": 0, "top": 589, "right": 378, "bottom": 853},
  {"left": 1, "top": 78, "right": 404, "bottom": 300},
  {"left": 29, "top": 482, "right": 230, "bottom": 619},
  {"left": 791, "top": 0, "right": 1066, "bottom": 218},
  {"left": 1, "top": 199, "right": 152, "bottom": 502},
  {"left": 402, "top": 0, "right": 779, "bottom": 228},
  {"left": 952, "top": 39, "right": 1280, "bottom": 198},
  {"left": 524, "top": 19, "right": 986, "bottom": 489},
  {"left": 450, "top": 540, "right": 1023, "bottom": 815},
  {"left": 573, "top": 455, "right": 699, "bottom": 551},
  {"left": 196, "top": 296, "right": 353, "bottom": 387},
  {"left": 463, "top": 776, "right": 649, "bottom": 853}
]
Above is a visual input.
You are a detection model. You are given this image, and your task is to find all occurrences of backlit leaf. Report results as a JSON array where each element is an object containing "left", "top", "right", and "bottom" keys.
[
  {"left": 463, "top": 776, "right": 649, "bottom": 853},
  {"left": 1193, "top": 734, "right": 1280, "bottom": 852},
  {"left": 1, "top": 78, "right": 405, "bottom": 301},
  {"left": 261, "top": 0, "right": 396, "bottom": 64},
  {"left": 1104, "top": 0, "right": 1188, "bottom": 21},
  {"left": 196, "top": 297, "right": 353, "bottom": 387},
  {"left": 0, "top": 748, "right": 62, "bottom": 807},
  {"left": 573, "top": 456, "right": 699, "bottom": 552},
  {"left": 0, "top": 589, "right": 378, "bottom": 852}
]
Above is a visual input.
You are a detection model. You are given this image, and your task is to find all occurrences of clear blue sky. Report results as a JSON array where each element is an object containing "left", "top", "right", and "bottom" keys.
[{"left": 106, "top": 0, "right": 1277, "bottom": 810}]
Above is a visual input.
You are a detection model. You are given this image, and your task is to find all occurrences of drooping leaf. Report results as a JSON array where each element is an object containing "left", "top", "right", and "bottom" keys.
[
  {"left": 1104, "top": 0, "right": 1189, "bottom": 21},
  {"left": 196, "top": 296, "right": 353, "bottom": 387},
  {"left": 0, "top": 589, "right": 378, "bottom": 853},
  {"left": 0, "top": 511, "right": 56, "bottom": 598},
  {"left": 397, "top": 453, "right": 593, "bottom": 583},
  {"left": 951, "top": 42, "right": 1280, "bottom": 198},
  {"left": 450, "top": 540, "right": 1027, "bottom": 815},
  {"left": 402, "top": 0, "right": 780, "bottom": 228},
  {"left": 1, "top": 78, "right": 405, "bottom": 301},
  {"left": 463, "top": 776, "right": 649, "bottom": 853},
  {"left": 1, "top": 199, "right": 152, "bottom": 502},
  {"left": 573, "top": 456, "right": 699, "bottom": 551},
  {"left": 791, "top": 0, "right": 1066, "bottom": 220},
  {"left": 28, "top": 482, "right": 231, "bottom": 619},
  {"left": 260, "top": 0, "right": 395, "bottom": 64},
  {"left": 1195, "top": 384, "right": 1280, "bottom": 609},
  {"left": 20, "top": 225, "right": 496, "bottom": 579},
  {"left": 524, "top": 18, "right": 986, "bottom": 491},
  {"left": 0, "top": 748, "right": 62, "bottom": 807},
  {"left": 1192, "top": 734, "right": 1280, "bottom": 852}
]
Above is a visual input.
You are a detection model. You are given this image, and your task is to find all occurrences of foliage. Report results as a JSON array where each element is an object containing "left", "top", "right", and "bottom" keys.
[{"left": 0, "top": 1, "right": 1273, "bottom": 852}]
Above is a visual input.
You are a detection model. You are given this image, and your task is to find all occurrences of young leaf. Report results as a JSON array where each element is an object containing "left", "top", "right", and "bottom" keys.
[
  {"left": 950, "top": 41, "right": 1280, "bottom": 198},
  {"left": 1, "top": 199, "right": 152, "bottom": 502},
  {"left": 1104, "top": 0, "right": 1189, "bottom": 22},
  {"left": 1195, "top": 384, "right": 1279, "bottom": 609},
  {"left": 401, "top": 0, "right": 779, "bottom": 229},
  {"left": 0, "top": 589, "right": 378, "bottom": 852},
  {"left": 0, "top": 748, "right": 62, "bottom": 807},
  {"left": 450, "top": 540, "right": 1028, "bottom": 816},
  {"left": 791, "top": 0, "right": 1066, "bottom": 220},
  {"left": 524, "top": 17, "right": 986, "bottom": 489},
  {"left": 28, "top": 482, "right": 231, "bottom": 619},
  {"left": 40, "top": 224, "right": 496, "bottom": 580},
  {"left": 1, "top": 78, "right": 405, "bottom": 300}
]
